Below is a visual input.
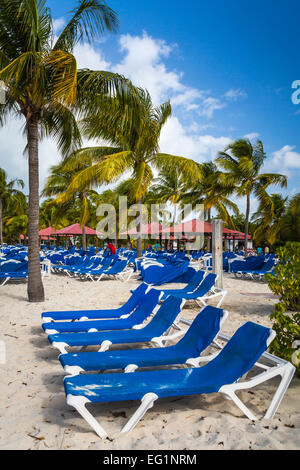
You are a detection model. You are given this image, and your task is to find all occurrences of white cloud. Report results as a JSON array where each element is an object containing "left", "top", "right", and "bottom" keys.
[
  {"left": 244, "top": 132, "right": 260, "bottom": 140},
  {"left": 113, "top": 32, "right": 225, "bottom": 118},
  {"left": 0, "top": 117, "right": 65, "bottom": 193},
  {"left": 52, "top": 17, "right": 65, "bottom": 35},
  {"left": 114, "top": 32, "right": 181, "bottom": 105},
  {"left": 224, "top": 88, "right": 247, "bottom": 101},
  {"left": 159, "top": 116, "right": 232, "bottom": 162},
  {"left": 266, "top": 145, "right": 300, "bottom": 173},
  {"left": 171, "top": 88, "right": 203, "bottom": 109},
  {"left": 198, "top": 97, "right": 225, "bottom": 119},
  {"left": 74, "top": 42, "right": 111, "bottom": 70}
]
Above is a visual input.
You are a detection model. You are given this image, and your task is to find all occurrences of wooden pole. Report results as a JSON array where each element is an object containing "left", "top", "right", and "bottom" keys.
[{"left": 212, "top": 219, "right": 223, "bottom": 289}]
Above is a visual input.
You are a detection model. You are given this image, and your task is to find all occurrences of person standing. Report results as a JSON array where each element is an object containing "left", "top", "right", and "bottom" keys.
[{"left": 107, "top": 242, "right": 116, "bottom": 255}]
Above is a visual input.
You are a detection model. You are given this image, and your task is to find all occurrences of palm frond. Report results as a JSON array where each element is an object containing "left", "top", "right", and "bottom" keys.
[
  {"left": 155, "top": 154, "right": 203, "bottom": 185},
  {"left": 53, "top": 0, "right": 119, "bottom": 52}
]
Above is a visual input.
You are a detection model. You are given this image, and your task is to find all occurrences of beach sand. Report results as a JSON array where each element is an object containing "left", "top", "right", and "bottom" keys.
[{"left": 0, "top": 271, "right": 299, "bottom": 450}]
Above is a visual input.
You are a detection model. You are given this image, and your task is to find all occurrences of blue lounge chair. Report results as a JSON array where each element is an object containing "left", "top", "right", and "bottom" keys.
[
  {"left": 0, "top": 259, "right": 28, "bottom": 285},
  {"left": 167, "top": 273, "right": 227, "bottom": 308},
  {"left": 47, "top": 296, "right": 185, "bottom": 354},
  {"left": 95, "top": 259, "right": 134, "bottom": 282},
  {"left": 63, "top": 321, "right": 295, "bottom": 438},
  {"left": 158, "top": 270, "right": 206, "bottom": 300},
  {"left": 41, "top": 282, "right": 149, "bottom": 322},
  {"left": 0, "top": 270, "right": 28, "bottom": 286},
  {"left": 229, "top": 256, "right": 266, "bottom": 277},
  {"left": 81, "top": 258, "right": 116, "bottom": 281},
  {"left": 141, "top": 259, "right": 190, "bottom": 285},
  {"left": 59, "top": 305, "right": 228, "bottom": 375},
  {"left": 70, "top": 258, "right": 107, "bottom": 277},
  {"left": 42, "top": 288, "right": 162, "bottom": 334},
  {"left": 241, "top": 258, "right": 276, "bottom": 281}
]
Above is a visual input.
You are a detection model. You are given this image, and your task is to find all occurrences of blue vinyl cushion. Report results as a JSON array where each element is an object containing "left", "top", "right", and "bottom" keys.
[
  {"left": 48, "top": 296, "right": 183, "bottom": 348},
  {"left": 64, "top": 322, "right": 271, "bottom": 403},
  {"left": 160, "top": 270, "right": 205, "bottom": 300},
  {"left": 42, "top": 288, "right": 161, "bottom": 333},
  {"left": 41, "top": 282, "right": 149, "bottom": 321},
  {"left": 169, "top": 273, "right": 217, "bottom": 299},
  {"left": 59, "top": 305, "right": 224, "bottom": 371}
]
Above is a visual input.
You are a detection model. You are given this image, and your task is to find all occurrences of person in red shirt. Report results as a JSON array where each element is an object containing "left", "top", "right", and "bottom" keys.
[{"left": 106, "top": 242, "right": 116, "bottom": 254}]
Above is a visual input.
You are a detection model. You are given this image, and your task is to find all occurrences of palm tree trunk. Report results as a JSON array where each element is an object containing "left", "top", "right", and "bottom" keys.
[
  {"left": 244, "top": 193, "right": 250, "bottom": 257},
  {"left": 136, "top": 198, "right": 143, "bottom": 258},
  {"left": 27, "top": 117, "right": 45, "bottom": 302},
  {"left": 207, "top": 208, "right": 211, "bottom": 223},
  {"left": 0, "top": 198, "right": 3, "bottom": 245},
  {"left": 173, "top": 203, "right": 177, "bottom": 225},
  {"left": 82, "top": 225, "right": 87, "bottom": 251}
]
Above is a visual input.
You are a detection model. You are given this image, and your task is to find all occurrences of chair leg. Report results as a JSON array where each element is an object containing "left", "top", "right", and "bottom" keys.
[
  {"left": 264, "top": 363, "right": 296, "bottom": 419},
  {"left": 66, "top": 394, "right": 108, "bottom": 439},
  {"left": 121, "top": 393, "right": 158, "bottom": 433},
  {"left": 217, "top": 290, "right": 227, "bottom": 308},
  {"left": 220, "top": 389, "right": 257, "bottom": 421},
  {"left": 1, "top": 277, "right": 10, "bottom": 286},
  {"left": 220, "top": 363, "right": 296, "bottom": 421}
]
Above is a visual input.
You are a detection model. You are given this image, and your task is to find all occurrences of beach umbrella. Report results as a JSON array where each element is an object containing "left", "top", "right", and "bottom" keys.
[
  {"left": 52, "top": 223, "right": 102, "bottom": 236},
  {"left": 52, "top": 224, "right": 103, "bottom": 250},
  {"left": 161, "top": 219, "right": 209, "bottom": 237},
  {"left": 120, "top": 222, "right": 166, "bottom": 237},
  {"left": 161, "top": 219, "right": 249, "bottom": 236},
  {"left": 38, "top": 227, "right": 55, "bottom": 237}
]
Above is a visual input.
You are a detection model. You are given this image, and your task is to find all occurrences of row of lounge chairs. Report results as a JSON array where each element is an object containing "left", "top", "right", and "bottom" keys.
[
  {"left": 40, "top": 276, "right": 295, "bottom": 439},
  {"left": 42, "top": 272, "right": 225, "bottom": 352},
  {"left": 51, "top": 255, "right": 134, "bottom": 282},
  {"left": 0, "top": 258, "right": 49, "bottom": 286},
  {"left": 230, "top": 256, "right": 276, "bottom": 281}
]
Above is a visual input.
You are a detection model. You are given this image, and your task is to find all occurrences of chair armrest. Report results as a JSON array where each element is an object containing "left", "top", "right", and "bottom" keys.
[
  {"left": 151, "top": 329, "right": 187, "bottom": 347},
  {"left": 186, "top": 350, "right": 221, "bottom": 367}
]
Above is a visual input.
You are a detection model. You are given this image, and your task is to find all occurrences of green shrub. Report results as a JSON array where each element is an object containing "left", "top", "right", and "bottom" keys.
[{"left": 265, "top": 242, "right": 300, "bottom": 369}]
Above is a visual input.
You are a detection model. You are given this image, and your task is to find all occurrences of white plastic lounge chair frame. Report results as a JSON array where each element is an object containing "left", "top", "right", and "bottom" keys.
[
  {"left": 64, "top": 318, "right": 295, "bottom": 440},
  {"left": 181, "top": 318, "right": 296, "bottom": 421},
  {"left": 95, "top": 266, "right": 134, "bottom": 283},
  {"left": 195, "top": 284, "right": 227, "bottom": 309},
  {"left": 120, "top": 326, "right": 295, "bottom": 435},
  {"left": 191, "top": 275, "right": 227, "bottom": 308}
]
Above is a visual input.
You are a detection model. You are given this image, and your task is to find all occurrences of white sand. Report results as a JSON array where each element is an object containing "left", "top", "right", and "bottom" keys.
[{"left": 0, "top": 271, "right": 299, "bottom": 450}]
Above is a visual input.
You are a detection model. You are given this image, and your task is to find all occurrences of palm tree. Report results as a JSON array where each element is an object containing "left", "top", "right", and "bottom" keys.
[
  {"left": 5, "top": 212, "right": 28, "bottom": 244},
  {"left": 58, "top": 89, "right": 202, "bottom": 257},
  {"left": 252, "top": 193, "right": 288, "bottom": 248},
  {"left": 181, "top": 161, "right": 238, "bottom": 227},
  {"left": 149, "top": 166, "right": 187, "bottom": 225},
  {"left": 0, "top": 0, "right": 134, "bottom": 301},
  {"left": 216, "top": 139, "right": 287, "bottom": 256},
  {"left": 280, "top": 193, "right": 300, "bottom": 243},
  {"left": 42, "top": 161, "right": 100, "bottom": 251},
  {"left": 90, "top": 179, "right": 138, "bottom": 246},
  {"left": 0, "top": 168, "right": 24, "bottom": 245}
]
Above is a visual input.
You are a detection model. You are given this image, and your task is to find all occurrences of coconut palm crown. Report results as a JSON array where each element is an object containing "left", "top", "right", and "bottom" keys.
[{"left": 216, "top": 138, "right": 287, "bottom": 255}]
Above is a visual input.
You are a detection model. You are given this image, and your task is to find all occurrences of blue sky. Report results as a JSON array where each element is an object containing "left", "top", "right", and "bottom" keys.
[{"left": 2, "top": 0, "right": 300, "bottom": 215}]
